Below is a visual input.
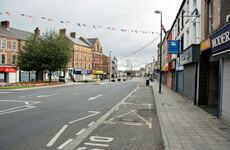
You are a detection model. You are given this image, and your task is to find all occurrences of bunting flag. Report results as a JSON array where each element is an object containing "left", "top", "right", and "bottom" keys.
[
  {"left": 0, "top": 10, "right": 160, "bottom": 35},
  {"left": 161, "top": 22, "right": 167, "bottom": 35},
  {"left": 120, "top": 35, "right": 160, "bottom": 59}
]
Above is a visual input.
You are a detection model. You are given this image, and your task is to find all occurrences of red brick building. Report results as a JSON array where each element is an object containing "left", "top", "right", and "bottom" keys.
[{"left": 102, "top": 54, "right": 111, "bottom": 79}]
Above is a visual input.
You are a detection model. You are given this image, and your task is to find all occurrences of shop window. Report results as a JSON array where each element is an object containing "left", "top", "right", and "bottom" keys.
[{"left": 1, "top": 40, "right": 6, "bottom": 49}]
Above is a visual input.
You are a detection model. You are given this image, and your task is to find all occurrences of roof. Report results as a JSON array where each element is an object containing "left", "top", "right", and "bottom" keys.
[
  {"left": 0, "top": 26, "right": 33, "bottom": 40},
  {"left": 66, "top": 35, "right": 91, "bottom": 47},
  {"left": 87, "top": 38, "right": 97, "bottom": 46}
]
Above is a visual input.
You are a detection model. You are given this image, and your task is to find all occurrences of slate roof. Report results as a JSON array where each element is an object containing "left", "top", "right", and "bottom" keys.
[
  {"left": 66, "top": 35, "right": 91, "bottom": 47},
  {"left": 0, "top": 26, "right": 33, "bottom": 40},
  {"left": 87, "top": 38, "right": 97, "bottom": 46}
]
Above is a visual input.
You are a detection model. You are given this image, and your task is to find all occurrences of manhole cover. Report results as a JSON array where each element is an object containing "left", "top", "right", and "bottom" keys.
[{"left": 137, "top": 109, "right": 156, "bottom": 118}]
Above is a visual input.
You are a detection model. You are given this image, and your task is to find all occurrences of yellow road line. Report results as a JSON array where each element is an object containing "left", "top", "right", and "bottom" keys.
[
  {"left": 135, "top": 113, "right": 152, "bottom": 128},
  {"left": 116, "top": 110, "right": 136, "bottom": 118}
]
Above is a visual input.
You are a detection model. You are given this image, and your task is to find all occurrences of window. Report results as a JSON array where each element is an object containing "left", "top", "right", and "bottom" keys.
[
  {"left": 1, "top": 54, "right": 6, "bottom": 64},
  {"left": 178, "top": 18, "right": 180, "bottom": 35},
  {"left": 77, "top": 45, "right": 79, "bottom": 51},
  {"left": 81, "top": 47, "right": 82, "bottom": 52},
  {"left": 92, "top": 53, "right": 94, "bottom": 58},
  {"left": 22, "top": 43, "right": 25, "bottom": 51},
  {"left": 104, "top": 65, "right": 106, "bottom": 71},
  {"left": 193, "top": 22, "right": 197, "bottom": 43},
  {"left": 85, "top": 63, "right": 87, "bottom": 69},
  {"left": 12, "top": 41, "right": 16, "bottom": 50},
  {"left": 96, "top": 45, "right": 99, "bottom": 51},
  {"left": 181, "top": 34, "right": 184, "bottom": 52},
  {"left": 85, "top": 48, "right": 87, "bottom": 53},
  {"left": 89, "top": 56, "right": 91, "bottom": 62},
  {"left": 208, "top": 0, "right": 212, "bottom": 34},
  {"left": 80, "top": 63, "right": 82, "bottom": 69},
  {"left": 1, "top": 40, "right": 6, "bottom": 49},
  {"left": 92, "top": 63, "right": 94, "bottom": 68},
  {"left": 12, "top": 55, "right": 16, "bottom": 64},
  {"left": 89, "top": 49, "right": 91, "bottom": 53},
  {"left": 181, "top": 11, "right": 184, "bottom": 29},
  {"left": 76, "top": 53, "right": 78, "bottom": 60},
  {"left": 76, "top": 62, "right": 78, "bottom": 69},
  {"left": 104, "top": 59, "right": 106, "bottom": 63},
  {"left": 85, "top": 55, "right": 87, "bottom": 61},
  {"left": 89, "top": 64, "right": 91, "bottom": 70},
  {"left": 80, "top": 54, "right": 82, "bottom": 61}
]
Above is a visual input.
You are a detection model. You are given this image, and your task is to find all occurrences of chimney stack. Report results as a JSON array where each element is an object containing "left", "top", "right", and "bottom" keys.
[
  {"left": 34, "top": 27, "right": 40, "bottom": 36},
  {"left": 1, "top": 21, "right": 10, "bottom": 30},
  {"left": 70, "top": 32, "right": 76, "bottom": 38},
  {"left": 60, "top": 28, "right": 66, "bottom": 35}
]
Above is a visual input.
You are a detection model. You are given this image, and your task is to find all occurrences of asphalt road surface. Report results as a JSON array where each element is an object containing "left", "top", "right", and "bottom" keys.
[{"left": 0, "top": 77, "right": 162, "bottom": 150}]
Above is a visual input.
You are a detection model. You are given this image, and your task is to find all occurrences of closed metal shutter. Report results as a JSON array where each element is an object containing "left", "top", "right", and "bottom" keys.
[
  {"left": 222, "top": 58, "right": 230, "bottom": 126},
  {"left": 176, "top": 71, "right": 183, "bottom": 95},
  {"left": 183, "top": 64, "right": 196, "bottom": 103}
]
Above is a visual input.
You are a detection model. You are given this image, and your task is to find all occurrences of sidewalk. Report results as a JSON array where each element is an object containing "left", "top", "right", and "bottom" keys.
[{"left": 150, "top": 81, "right": 230, "bottom": 150}]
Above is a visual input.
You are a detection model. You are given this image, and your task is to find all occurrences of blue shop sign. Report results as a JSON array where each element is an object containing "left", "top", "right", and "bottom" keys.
[
  {"left": 210, "top": 23, "right": 230, "bottom": 53},
  {"left": 76, "top": 70, "right": 82, "bottom": 74},
  {"left": 87, "top": 70, "right": 92, "bottom": 74},
  {"left": 169, "top": 40, "right": 179, "bottom": 54}
]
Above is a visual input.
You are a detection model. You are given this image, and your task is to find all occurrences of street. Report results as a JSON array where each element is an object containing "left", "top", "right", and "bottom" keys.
[{"left": 0, "top": 77, "right": 162, "bottom": 150}]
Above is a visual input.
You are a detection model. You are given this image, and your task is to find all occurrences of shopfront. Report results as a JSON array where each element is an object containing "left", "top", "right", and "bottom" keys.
[
  {"left": 176, "top": 58, "right": 184, "bottom": 95},
  {"left": 0, "top": 67, "right": 17, "bottom": 83},
  {"left": 166, "top": 63, "right": 172, "bottom": 89},
  {"left": 93, "top": 70, "right": 103, "bottom": 80},
  {"left": 180, "top": 44, "right": 200, "bottom": 104},
  {"left": 170, "top": 59, "right": 176, "bottom": 92},
  {"left": 74, "top": 70, "right": 93, "bottom": 81},
  {"left": 210, "top": 23, "right": 230, "bottom": 125}
]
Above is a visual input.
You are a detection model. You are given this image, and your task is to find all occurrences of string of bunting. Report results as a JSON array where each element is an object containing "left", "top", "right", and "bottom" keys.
[
  {"left": 121, "top": 35, "right": 160, "bottom": 59},
  {"left": 0, "top": 11, "right": 159, "bottom": 35}
]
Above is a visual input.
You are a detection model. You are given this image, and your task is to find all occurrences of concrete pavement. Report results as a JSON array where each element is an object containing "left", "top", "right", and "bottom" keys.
[{"left": 150, "top": 81, "right": 230, "bottom": 150}]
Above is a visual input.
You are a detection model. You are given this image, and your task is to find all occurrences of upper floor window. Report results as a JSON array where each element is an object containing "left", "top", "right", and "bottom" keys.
[
  {"left": 12, "top": 41, "right": 17, "bottom": 50},
  {"left": 81, "top": 47, "right": 83, "bottom": 52},
  {"left": 80, "top": 63, "right": 82, "bottom": 69},
  {"left": 1, "top": 54, "right": 6, "bottom": 64},
  {"left": 84, "top": 63, "right": 87, "bottom": 69},
  {"left": 104, "top": 59, "right": 106, "bottom": 63},
  {"left": 104, "top": 65, "right": 106, "bottom": 71},
  {"left": 89, "top": 56, "right": 91, "bottom": 62},
  {"left": 80, "top": 54, "right": 83, "bottom": 61},
  {"left": 1, "top": 40, "right": 6, "bottom": 49},
  {"left": 89, "top": 49, "right": 91, "bottom": 53},
  {"left": 85, "top": 48, "right": 87, "bottom": 53},
  {"left": 178, "top": 18, "right": 180, "bottom": 35},
  {"left": 96, "top": 45, "right": 99, "bottom": 51},
  {"left": 76, "top": 62, "right": 78, "bottom": 69},
  {"left": 85, "top": 55, "right": 87, "bottom": 61},
  {"left": 12, "top": 55, "right": 16, "bottom": 64},
  {"left": 181, "top": 11, "right": 184, "bottom": 29},
  {"left": 22, "top": 43, "right": 25, "bottom": 51},
  {"left": 76, "top": 53, "right": 78, "bottom": 60},
  {"left": 76, "top": 45, "right": 79, "bottom": 51},
  {"left": 89, "top": 64, "right": 91, "bottom": 70}
]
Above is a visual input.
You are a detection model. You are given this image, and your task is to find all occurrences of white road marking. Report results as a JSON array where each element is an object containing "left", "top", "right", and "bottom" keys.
[
  {"left": 25, "top": 102, "right": 29, "bottom": 105},
  {"left": 57, "top": 138, "right": 73, "bottom": 149},
  {"left": 46, "top": 125, "right": 68, "bottom": 147},
  {"left": 18, "top": 94, "right": 34, "bottom": 99},
  {"left": 88, "top": 94, "right": 103, "bottom": 101},
  {"left": 0, "top": 107, "right": 33, "bottom": 115},
  {"left": 76, "top": 147, "right": 87, "bottom": 150},
  {"left": 76, "top": 128, "right": 86, "bottom": 136},
  {"left": 90, "top": 136, "right": 113, "bottom": 143},
  {"left": 37, "top": 93, "right": 59, "bottom": 98},
  {"left": 84, "top": 143, "right": 109, "bottom": 147},
  {"left": 69, "top": 111, "right": 100, "bottom": 124},
  {"left": 0, "top": 92, "right": 14, "bottom": 93},
  {"left": 73, "top": 93, "right": 79, "bottom": 95},
  {"left": 88, "top": 121, "right": 95, "bottom": 127}
]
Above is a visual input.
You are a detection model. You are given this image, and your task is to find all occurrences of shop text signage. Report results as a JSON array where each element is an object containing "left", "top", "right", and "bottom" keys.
[
  {"left": 180, "top": 48, "right": 192, "bottom": 65},
  {"left": 200, "top": 38, "right": 211, "bottom": 52},
  {"left": 210, "top": 23, "right": 230, "bottom": 53},
  {"left": 176, "top": 58, "right": 184, "bottom": 71},
  {"left": 0, "top": 67, "right": 17, "bottom": 72},
  {"left": 169, "top": 40, "right": 179, "bottom": 54}
]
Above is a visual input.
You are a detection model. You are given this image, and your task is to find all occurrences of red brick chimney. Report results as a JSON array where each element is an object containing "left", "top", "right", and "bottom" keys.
[
  {"left": 1, "top": 21, "right": 10, "bottom": 30},
  {"left": 70, "top": 32, "right": 76, "bottom": 38},
  {"left": 60, "top": 28, "right": 66, "bottom": 35},
  {"left": 34, "top": 27, "right": 40, "bottom": 36}
]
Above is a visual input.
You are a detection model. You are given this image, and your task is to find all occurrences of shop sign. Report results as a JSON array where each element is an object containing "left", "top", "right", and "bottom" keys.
[
  {"left": 76, "top": 70, "right": 82, "bottom": 74},
  {"left": 82, "top": 70, "right": 87, "bottom": 74},
  {"left": 210, "top": 23, "right": 230, "bottom": 53},
  {"left": 93, "top": 70, "right": 103, "bottom": 74},
  {"left": 176, "top": 57, "right": 184, "bottom": 71},
  {"left": 200, "top": 38, "right": 211, "bottom": 52},
  {"left": 87, "top": 70, "right": 92, "bottom": 74},
  {"left": 164, "top": 64, "right": 168, "bottom": 71},
  {"left": 169, "top": 40, "right": 179, "bottom": 54},
  {"left": 0, "top": 67, "right": 17, "bottom": 72},
  {"left": 180, "top": 44, "right": 200, "bottom": 66}
]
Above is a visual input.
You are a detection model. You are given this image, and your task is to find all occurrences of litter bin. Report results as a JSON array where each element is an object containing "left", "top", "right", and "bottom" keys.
[
  {"left": 146, "top": 80, "right": 149, "bottom": 86},
  {"left": 59, "top": 76, "right": 65, "bottom": 82}
]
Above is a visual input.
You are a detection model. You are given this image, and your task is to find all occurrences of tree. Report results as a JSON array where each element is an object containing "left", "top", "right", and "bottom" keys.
[
  {"left": 39, "top": 31, "right": 72, "bottom": 82},
  {"left": 17, "top": 30, "right": 72, "bottom": 82}
]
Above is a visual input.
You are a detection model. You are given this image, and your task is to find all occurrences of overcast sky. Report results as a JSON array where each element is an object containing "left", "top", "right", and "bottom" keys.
[{"left": 0, "top": 0, "right": 182, "bottom": 70}]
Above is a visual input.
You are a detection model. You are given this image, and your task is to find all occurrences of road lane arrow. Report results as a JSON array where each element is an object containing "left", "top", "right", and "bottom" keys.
[{"left": 88, "top": 94, "right": 103, "bottom": 101}]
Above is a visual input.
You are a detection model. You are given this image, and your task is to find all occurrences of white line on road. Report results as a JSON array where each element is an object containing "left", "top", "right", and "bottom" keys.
[
  {"left": 69, "top": 111, "right": 100, "bottom": 124},
  {"left": 57, "top": 138, "right": 73, "bottom": 149},
  {"left": 37, "top": 93, "right": 59, "bottom": 98},
  {"left": 17, "top": 94, "right": 34, "bottom": 99},
  {"left": 88, "top": 121, "right": 95, "bottom": 127},
  {"left": 46, "top": 125, "right": 68, "bottom": 147},
  {"left": 84, "top": 142, "right": 109, "bottom": 147},
  {"left": 88, "top": 94, "right": 103, "bottom": 101},
  {"left": 73, "top": 93, "right": 79, "bottom": 95},
  {"left": 76, "top": 128, "right": 86, "bottom": 136}
]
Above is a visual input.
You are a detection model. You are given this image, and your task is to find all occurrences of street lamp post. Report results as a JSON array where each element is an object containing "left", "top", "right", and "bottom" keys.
[
  {"left": 108, "top": 50, "right": 112, "bottom": 82},
  {"left": 155, "top": 10, "right": 162, "bottom": 93}
]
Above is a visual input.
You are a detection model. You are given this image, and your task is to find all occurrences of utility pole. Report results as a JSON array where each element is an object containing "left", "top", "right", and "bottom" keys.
[{"left": 108, "top": 50, "right": 112, "bottom": 82}]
